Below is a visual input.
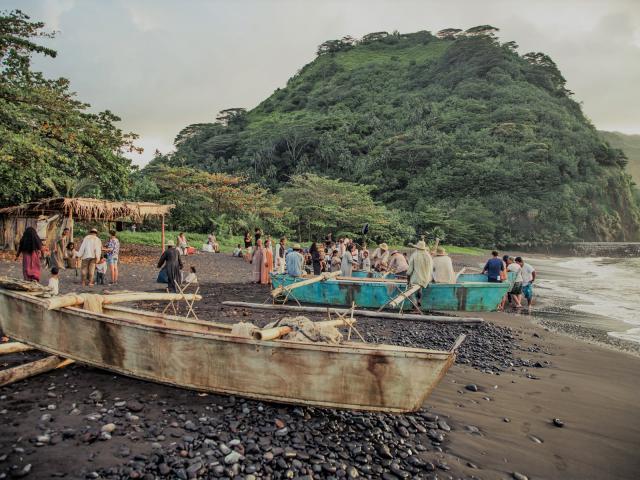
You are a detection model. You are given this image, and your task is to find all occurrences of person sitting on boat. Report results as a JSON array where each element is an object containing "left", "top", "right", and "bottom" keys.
[
  {"left": 388, "top": 250, "right": 409, "bottom": 277},
  {"left": 285, "top": 244, "right": 305, "bottom": 277},
  {"left": 432, "top": 247, "right": 456, "bottom": 284},
  {"left": 372, "top": 243, "right": 390, "bottom": 272},
  {"left": 340, "top": 244, "right": 358, "bottom": 277},
  {"left": 157, "top": 240, "right": 183, "bottom": 292},
  {"left": 407, "top": 240, "right": 433, "bottom": 306}
]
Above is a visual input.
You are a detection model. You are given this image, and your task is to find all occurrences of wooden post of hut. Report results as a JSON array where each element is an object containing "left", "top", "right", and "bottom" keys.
[{"left": 161, "top": 215, "right": 166, "bottom": 252}]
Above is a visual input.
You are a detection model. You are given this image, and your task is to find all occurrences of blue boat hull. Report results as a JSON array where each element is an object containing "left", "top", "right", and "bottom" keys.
[
  {"left": 350, "top": 271, "right": 515, "bottom": 284},
  {"left": 271, "top": 275, "right": 510, "bottom": 312}
]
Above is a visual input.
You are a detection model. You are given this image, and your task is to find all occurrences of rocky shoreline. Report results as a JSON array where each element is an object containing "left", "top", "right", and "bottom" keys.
[{"left": 1, "top": 249, "right": 639, "bottom": 479}]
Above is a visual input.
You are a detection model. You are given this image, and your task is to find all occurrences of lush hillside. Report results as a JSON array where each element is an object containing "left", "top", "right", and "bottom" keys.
[
  {"left": 156, "top": 27, "right": 640, "bottom": 245},
  {"left": 599, "top": 131, "right": 640, "bottom": 185}
]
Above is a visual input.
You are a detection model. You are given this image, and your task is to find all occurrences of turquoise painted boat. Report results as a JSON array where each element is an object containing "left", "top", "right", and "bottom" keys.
[
  {"left": 349, "top": 271, "right": 516, "bottom": 284},
  {"left": 270, "top": 274, "right": 511, "bottom": 312}
]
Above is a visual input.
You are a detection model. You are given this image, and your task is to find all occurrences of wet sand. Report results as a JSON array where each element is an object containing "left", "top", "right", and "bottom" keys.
[{"left": 0, "top": 247, "right": 639, "bottom": 479}]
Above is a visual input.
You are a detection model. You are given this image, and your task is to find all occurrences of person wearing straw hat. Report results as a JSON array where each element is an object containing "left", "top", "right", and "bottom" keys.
[
  {"left": 77, "top": 228, "right": 102, "bottom": 287},
  {"left": 285, "top": 243, "right": 305, "bottom": 277},
  {"left": 407, "top": 240, "right": 433, "bottom": 305},
  {"left": 372, "top": 242, "right": 390, "bottom": 272},
  {"left": 432, "top": 246, "right": 456, "bottom": 284},
  {"left": 388, "top": 250, "right": 409, "bottom": 277}
]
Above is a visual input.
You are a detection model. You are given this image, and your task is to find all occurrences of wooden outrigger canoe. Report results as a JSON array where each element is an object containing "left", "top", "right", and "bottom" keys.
[
  {"left": 351, "top": 270, "right": 517, "bottom": 284},
  {"left": 0, "top": 288, "right": 461, "bottom": 413},
  {"left": 271, "top": 273, "right": 511, "bottom": 312}
]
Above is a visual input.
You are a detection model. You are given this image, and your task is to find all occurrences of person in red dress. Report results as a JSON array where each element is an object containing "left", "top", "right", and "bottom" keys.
[{"left": 15, "top": 227, "right": 44, "bottom": 282}]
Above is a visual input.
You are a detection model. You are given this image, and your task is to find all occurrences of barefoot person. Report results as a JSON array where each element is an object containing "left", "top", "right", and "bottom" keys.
[
  {"left": 407, "top": 240, "right": 433, "bottom": 306},
  {"left": 517, "top": 256, "right": 536, "bottom": 312},
  {"left": 251, "top": 239, "right": 266, "bottom": 284},
  {"left": 105, "top": 230, "right": 120, "bottom": 285},
  {"left": 77, "top": 228, "right": 102, "bottom": 287},
  {"left": 15, "top": 227, "right": 44, "bottom": 282},
  {"left": 262, "top": 238, "right": 274, "bottom": 284}
]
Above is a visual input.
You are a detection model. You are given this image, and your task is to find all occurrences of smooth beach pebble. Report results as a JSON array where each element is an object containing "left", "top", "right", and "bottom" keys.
[
  {"left": 465, "top": 384, "right": 479, "bottom": 392},
  {"left": 553, "top": 418, "right": 565, "bottom": 427},
  {"left": 512, "top": 473, "right": 529, "bottom": 480}
]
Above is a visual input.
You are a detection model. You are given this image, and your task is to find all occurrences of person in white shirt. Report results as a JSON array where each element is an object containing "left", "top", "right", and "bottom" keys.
[
  {"left": 516, "top": 256, "right": 536, "bottom": 312},
  {"left": 77, "top": 228, "right": 102, "bottom": 287},
  {"left": 184, "top": 266, "right": 198, "bottom": 284},
  {"left": 432, "top": 247, "right": 456, "bottom": 284},
  {"left": 506, "top": 257, "right": 523, "bottom": 308},
  {"left": 48, "top": 267, "right": 60, "bottom": 295}
]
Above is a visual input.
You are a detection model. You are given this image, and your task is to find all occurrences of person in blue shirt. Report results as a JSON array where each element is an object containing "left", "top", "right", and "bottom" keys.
[
  {"left": 482, "top": 250, "right": 505, "bottom": 283},
  {"left": 285, "top": 244, "right": 305, "bottom": 277}
]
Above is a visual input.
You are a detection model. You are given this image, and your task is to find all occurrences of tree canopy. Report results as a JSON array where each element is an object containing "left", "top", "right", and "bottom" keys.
[
  {"left": 0, "top": 10, "right": 137, "bottom": 205},
  {"left": 163, "top": 28, "right": 640, "bottom": 245}
]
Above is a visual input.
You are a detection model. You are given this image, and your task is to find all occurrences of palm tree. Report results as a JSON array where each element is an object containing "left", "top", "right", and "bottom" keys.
[{"left": 43, "top": 177, "right": 95, "bottom": 198}]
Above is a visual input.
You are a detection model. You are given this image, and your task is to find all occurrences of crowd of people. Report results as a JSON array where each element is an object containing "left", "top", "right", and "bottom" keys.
[
  {"left": 15, "top": 226, "right": 121, "bottom": 293},
  {"left": 482, "top": 250, "right": 536, "bottom": 312}
]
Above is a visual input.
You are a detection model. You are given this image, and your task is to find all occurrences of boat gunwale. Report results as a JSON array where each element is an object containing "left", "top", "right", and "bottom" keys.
[
  {"left": 271, "top": 274, "right": 509, "bottom": 289},
  {"left": 0, "top": 288, "right": 453, "bottom": 359}
]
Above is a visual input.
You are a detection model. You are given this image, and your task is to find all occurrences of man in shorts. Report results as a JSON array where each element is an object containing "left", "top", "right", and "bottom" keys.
[
  {"left": 516, "top": 256, "right": 536, "bottom": 313},
  {"left": 506, "top": 256, "right": 523, "bottom": 308}
]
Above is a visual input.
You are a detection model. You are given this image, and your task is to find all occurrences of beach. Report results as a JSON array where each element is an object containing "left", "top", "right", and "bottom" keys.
[{"left": 0, "top": 247, "right": 639, "bottom": 479}]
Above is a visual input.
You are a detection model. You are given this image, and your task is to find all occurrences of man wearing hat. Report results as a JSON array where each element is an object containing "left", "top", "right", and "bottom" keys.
[
  {"left": 388, "top": 249, "right": 409, "bottom": 277},
  {"left": 407, "top": 240, "right": 433, "bottom": 305},
  {"left": 285, "top": 243, "right": 305, "bottom": 277},
  {"left": 77, "top": 228, "right": 103, "bottom": 287},
  {"left": 372, "top": 243, "right": 390, "bottom": 272},
  {"left": 433, "top": 246, "right": 456, "bottom": 284}
]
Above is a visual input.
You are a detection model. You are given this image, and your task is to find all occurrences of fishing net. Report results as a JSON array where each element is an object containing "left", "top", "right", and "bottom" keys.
[{"left": 265, "top": 316, "right": 343, "bottom": 344}]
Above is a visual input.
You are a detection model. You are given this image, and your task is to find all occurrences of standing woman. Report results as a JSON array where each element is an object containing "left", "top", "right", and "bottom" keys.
[
  {"left": 251, "top": 239, "right": 265, "bottom": 283},
  {"left": 262, "top": 238, "right": 274, "bottom": 284},
  {"left": 51, "top": 227, "right": 69, "bottom": 270},
  {"left": 15, "top": 227, "right": 44, "bottom": 282},
  {"left": 106, "top": 230, "right": 120, "bottom": 285},
  {"left": 243, "top": 231, "right": 253, "bottom": 259},
  {"left": 157, "top": 240, "right": 183, "bottom": 292},
  {"left": 309, "top": 242, "right": 322, "bottom": 275}
]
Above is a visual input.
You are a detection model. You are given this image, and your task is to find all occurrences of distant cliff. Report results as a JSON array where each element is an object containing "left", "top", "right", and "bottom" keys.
[{"left": 599, "top": 131, "right": 640, "bottom": 185}]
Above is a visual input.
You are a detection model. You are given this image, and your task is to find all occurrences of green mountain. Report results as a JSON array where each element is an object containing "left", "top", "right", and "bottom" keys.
[
  {"left": 599, "top": 131, "right": 640, "bottom": 185},
  {"left": 159, "top": 27, "right": 639, "bottom": 245}
]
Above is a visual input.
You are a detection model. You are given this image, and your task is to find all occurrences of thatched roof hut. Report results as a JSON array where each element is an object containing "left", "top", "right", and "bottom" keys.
[{"left": 0, "top": 197, "right": 174, "bottom": 251}]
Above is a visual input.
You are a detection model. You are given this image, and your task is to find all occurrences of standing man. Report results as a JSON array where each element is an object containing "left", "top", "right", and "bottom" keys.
[
  {"left": 77, "top": 228, "right": 102, "bottom": 287},
  {"left": 285, "top": 244, "right": 305, "bottom": 277},
  {"left": 482, "top": 250, "right": 505, "bottom": 283},
  {"left": 407, "top": 240, "right": 433, "bottom": 306},
  {"left": 516, "top": 256, "right": 536, "bottom": 313}
]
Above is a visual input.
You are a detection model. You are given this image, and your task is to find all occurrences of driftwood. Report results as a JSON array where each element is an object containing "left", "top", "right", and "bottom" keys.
[
  {"left": 47, "top": 292, "right": 203, "bottom": 311},
  {"left": 221, "top": 301, "right": 483, "bottom": 324},
  {"left": 254, "top": 318, "right": 357, "bottom": 341},
  {"left": 271, "top": 271, "right": 341, "bottom": 297},
  {"left": 0, "top": 355, "right": 74, "bottom": 387},
  {"left": 0, "top": 342, "right": 34, "bottom": 355},
  {"left": 0, "top": 276, "right": 51, "bottom": 293}
]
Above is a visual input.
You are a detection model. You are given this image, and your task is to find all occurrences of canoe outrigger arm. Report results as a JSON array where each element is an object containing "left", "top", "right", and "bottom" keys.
[{"left": 449, "top": 334, "right": 466, "bottom": 353}]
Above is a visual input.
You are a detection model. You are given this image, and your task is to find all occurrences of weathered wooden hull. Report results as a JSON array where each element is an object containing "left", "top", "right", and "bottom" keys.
[
  {"left": 0, "top": 289, "right": 456, "bottom": 413},
  {"left": 271, "top": 274, "right": 510, "bottom": 311}
]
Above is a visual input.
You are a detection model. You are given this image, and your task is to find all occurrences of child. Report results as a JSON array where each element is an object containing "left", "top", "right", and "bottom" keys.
[
  {"left": 66, "top": 242, "right": 79, "bottom": 276},
  {"left": 184, "top": 266, "right": 198, "bottom": 284},
  {"left": 232, "top": 244, "right": 242, "bottom": 257},
  {"left": 48, "top": 267, "right": 60, "bottom": 295},
  {"left": 330, "top": 250, "right": 341, "bottom": 272},
  {"left": 95, "top": 255, "right": 107, "bottom": 285}
]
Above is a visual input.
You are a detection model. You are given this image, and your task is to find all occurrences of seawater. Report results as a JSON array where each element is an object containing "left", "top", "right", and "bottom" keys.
[{"left": 532, "top": 256, "right": 640, "bottom": 344}]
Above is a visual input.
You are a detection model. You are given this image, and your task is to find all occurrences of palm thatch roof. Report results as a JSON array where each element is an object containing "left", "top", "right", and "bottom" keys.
[{"left": 0, "top": 197, "right": 174, "bottom": 222}]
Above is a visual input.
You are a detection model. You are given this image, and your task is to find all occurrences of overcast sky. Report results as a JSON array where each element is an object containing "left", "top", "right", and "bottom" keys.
[{"left": 5, "top": 0, "right": 640, "bottom": 164}]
